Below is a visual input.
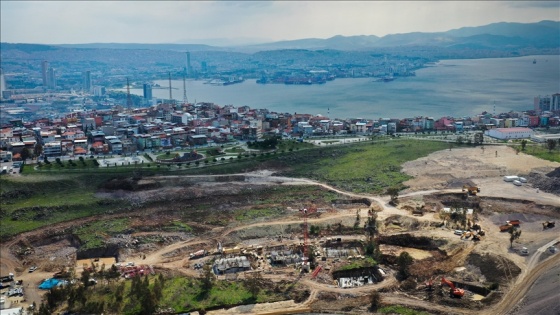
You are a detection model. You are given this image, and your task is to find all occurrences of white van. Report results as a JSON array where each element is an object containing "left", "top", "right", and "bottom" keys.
[
  {"left": 513, "top": 180, "right": 522, "bottom": 186},
  {"left": 518, "top": 177, "right": 527, "bottom": 183},
  {"left": 503, "top": 176, "right": 519, "bottom": 182}
]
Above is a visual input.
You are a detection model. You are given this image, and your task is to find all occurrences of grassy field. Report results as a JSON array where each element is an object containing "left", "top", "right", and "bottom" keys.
[
  {"left": 519, "top": 144, "right": 560, "bottom": 162},
  {"left": 276, "top": 139, "right": 449, "bottom": 193},
  {"left": 2, "top": 139, "right": 449, "bottom": 238},
  {"left": 378, "top": 305, "right": 431, "bottom": 315},
  {"left": 73, "top": 218, "right": 131, "bottom": 250},
  {"left": 0, "top": 173, "right": 131, "bottom": 238}
]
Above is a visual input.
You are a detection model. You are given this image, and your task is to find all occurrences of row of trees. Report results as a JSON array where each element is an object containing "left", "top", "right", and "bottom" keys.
[{"left": 36, "top": 264, "right": 165, "bottom": 315}]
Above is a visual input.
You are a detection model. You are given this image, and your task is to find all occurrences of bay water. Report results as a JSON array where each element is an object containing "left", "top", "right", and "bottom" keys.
[{"left": 127, "top": 55, "right": 559, "bottom": 119}]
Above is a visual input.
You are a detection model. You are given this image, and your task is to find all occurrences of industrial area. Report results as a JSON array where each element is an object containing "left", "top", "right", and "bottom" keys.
[{"left": 1, "top": 145, "right": 560, "bottom": 314}]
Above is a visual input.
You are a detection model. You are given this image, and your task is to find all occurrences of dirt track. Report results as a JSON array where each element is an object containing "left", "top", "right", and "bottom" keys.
[{"left": 2, "top": 144, "right": 560, "bottom": 314}]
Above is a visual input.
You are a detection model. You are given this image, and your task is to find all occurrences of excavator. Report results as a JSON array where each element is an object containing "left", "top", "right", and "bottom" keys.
[
  {"left": 462, "top": 185, "right": 480, "bottom": 196},
  {"left": 543, "top": 221, "right": 555, "bottom": 229},
  {"left": 441, "top": 277, "right": 465, "bottom": 298},
  {"left": 460, "top": 231, "right": 472, "bottom": 239}
]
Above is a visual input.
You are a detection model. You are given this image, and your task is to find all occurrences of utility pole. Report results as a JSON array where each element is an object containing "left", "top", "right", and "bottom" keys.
[
  {"left": 126, "top": 77, "right": 132, "bottom": 110},
  {"left": 168, "top": 72, "right": 173, "bottom": 102},
  {"left": 183, "top": 71, "right": 188, "bottom": 105}
]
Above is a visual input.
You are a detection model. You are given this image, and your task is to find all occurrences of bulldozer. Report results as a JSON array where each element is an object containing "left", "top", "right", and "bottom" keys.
[
  {"left": 441, "top": 277, "right": 465, "bottom": 298},
  {"left": 462, "top": 185, "right": 480, "bottom": 196},
  {"left": 543, "top": 221, "right": 555, "bottom": 229}
]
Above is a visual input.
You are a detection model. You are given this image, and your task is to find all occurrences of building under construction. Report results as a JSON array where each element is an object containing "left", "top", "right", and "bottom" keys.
[{"left": 213, "top": 256, "right": 251, "bottom": 275}]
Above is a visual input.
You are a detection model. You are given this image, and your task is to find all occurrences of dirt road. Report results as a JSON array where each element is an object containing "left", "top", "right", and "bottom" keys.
[{"left": 484, "top": 238, "right": 560, "bottom": 315}]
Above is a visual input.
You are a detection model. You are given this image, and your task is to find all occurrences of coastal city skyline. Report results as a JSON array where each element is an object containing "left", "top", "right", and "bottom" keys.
[
  {"left": 1, "top": 2, "right": 560, "bottom": 314},
  {"left": 1, "top": 1, "right": 559, "bottom": 45}
]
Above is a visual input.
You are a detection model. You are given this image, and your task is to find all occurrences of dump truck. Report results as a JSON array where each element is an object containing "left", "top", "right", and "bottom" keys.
[
  {"left": 507, "top": 220, "right": 521, "bottom": 226},
  {"left": 500, "top": 224, "right": 513, "bottom": 232},
  {"left": 462, "top": 185, "right": 480, "bottom": 196},
  {"left": 189, "top": 249, "right": 208, "bottom": 260}
]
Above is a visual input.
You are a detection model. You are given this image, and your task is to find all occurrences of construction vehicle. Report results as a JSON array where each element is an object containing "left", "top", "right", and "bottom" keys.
[
  {"left": 507, "top": 220, "right": 521, "bottom": 226},
  {"left": 441, "top": 277, "right": 465, "bottom": 298},
  {"left": 189, "top": 249, "right": 208, "bottom": 260},
  {"left": 461, "top": 231, "right": 472, "bottom": 239},
  {"left": 542, "top": 221, "right": 555, "bottom": 229},
  {"left": 472, "top": 234, "right": 481, "bottom": 241},
  {"left": 500, "top": 224, "right": 513, "bottom": 232},
  {"left": 425, "top": 277, "right": 434, "bottom": 291},
  {"left": 462, "top": 185, "right": 480, "bottom": 196}
]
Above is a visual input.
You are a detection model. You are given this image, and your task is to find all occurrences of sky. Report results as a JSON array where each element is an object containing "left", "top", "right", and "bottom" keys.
[{"left": 1, "top": 1, "right": 559, "bottom": 45}]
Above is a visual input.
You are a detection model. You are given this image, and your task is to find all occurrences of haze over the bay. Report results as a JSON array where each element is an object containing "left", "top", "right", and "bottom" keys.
[{"left": 1, "top": 1, "right": 559, "bottom": 45}]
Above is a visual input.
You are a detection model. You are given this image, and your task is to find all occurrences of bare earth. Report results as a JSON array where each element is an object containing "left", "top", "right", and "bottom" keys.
[{"left": 2, "top": 143, "right": 559, "bottom": 314}]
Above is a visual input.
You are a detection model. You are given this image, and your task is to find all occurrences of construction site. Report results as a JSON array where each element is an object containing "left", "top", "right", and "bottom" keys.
[{"left": 1, "top": 145, "right": 559, "bottom": 314}]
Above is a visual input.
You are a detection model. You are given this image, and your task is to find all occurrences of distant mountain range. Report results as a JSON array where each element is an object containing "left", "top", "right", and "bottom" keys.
[
  {"left": 245, "top": 20, "right": 559, "bottom": 51},
  {"left": 1, "top": 20, "right": 558, "bottom": 54}
]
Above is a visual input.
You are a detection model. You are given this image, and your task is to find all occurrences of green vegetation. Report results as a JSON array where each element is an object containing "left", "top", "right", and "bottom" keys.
[
  {"left": 0, "top": 174, "right": 131, "bottom": 238},
  {"left": 337, "top": 257, "right": 377, "bottom": 271},
  {"left": 165, "top": 221, "right": 194, "bottom": 232},
  {"left": 519, "top": 144, "right": 560, "bottom": 163},
  {"left": 73, "top": 218, "right": 130, "bottom": 250},
  {"left": 159, "top": 275, "right": 290, "bottom": 313},
  {"left": 234, "top": 207, "right": 284, "bottom": 222},
  {"left": 378, "top": 305, "right": 431, "bottom": 315},
  {"left": 278, "top": 139, "right": 448, "bottom": 193}
]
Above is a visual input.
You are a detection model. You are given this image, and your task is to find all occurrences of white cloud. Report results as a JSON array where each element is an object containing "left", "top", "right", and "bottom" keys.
[{"left": 1, "top": 1, "right": 558, "bottom": 44}]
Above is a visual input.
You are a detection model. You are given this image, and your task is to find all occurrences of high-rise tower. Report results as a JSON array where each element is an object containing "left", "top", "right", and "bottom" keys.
[
  {"left": 47, "top": 67, "right": 56, "bottom": 89},
  {"left": 83, "top": 71, "right": 92, "bottom": 92},
  {"left": 41, "top": 60, "right": 49, "bottom": 88},
  {"left": 143, "top": 83, "right": 152, "bottom": 100},
  {"left": 0, "top": 68, "right": 6, "bottom": 100}
]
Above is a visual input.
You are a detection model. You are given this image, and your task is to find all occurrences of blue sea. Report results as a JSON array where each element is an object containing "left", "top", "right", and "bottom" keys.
[{"left": 127, "top": 55, "right": 560, "bottom": 120}]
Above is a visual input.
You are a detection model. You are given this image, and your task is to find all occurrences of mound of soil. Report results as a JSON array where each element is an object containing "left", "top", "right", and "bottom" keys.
[
  {"left": 377, "top": 233, "right": 447, "bottom": 251},
  {"left": 525, "top": 167, "right": 560, "bottom": 195},
  {"left": 466, "top": 253, "right": 521, "bottom": 284}
]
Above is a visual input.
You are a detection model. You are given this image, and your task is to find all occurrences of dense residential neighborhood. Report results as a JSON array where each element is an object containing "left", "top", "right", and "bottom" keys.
[{"left": 1, "top": 92, "right": 559, "bottom": 165}]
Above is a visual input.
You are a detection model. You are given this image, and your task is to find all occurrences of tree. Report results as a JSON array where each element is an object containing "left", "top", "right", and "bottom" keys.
[
  {"left": 521, "top": 140, "right": 527, "bottom": 151},
  {"left": 34, "top": 143, "right": 43, "bottom": 158},
  {"left": 397, "top": 251, "right": 413, "bottom": 280},
  {"left": 546, "top": 139, "right": 557, "bottom": 152},
  {"left": 200, "top": 264, "right": 215, "bottom": 294},
  {"left": 81, "top": 269, "right": 92, "bottom": 287},
  {"left": 354, "top": 209, "right": 361, "bottom": 229},
  {"left": 386, "top": 187, "right": 400, "bottom": 205},
  {"left": 364, "top": 212, "right": 378, "bottom": 237},
  {"left": 369, "top": 291, "right": 381, "bottom": 311},
  {"left": 20, "top": 148, "right": 31, "bottom": 162},
  {"left": 509, "top": 227, "right": 522, "bottom": 248},
  {"left": 244, "top": 271, "right": 262, "bottom": 298}
]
